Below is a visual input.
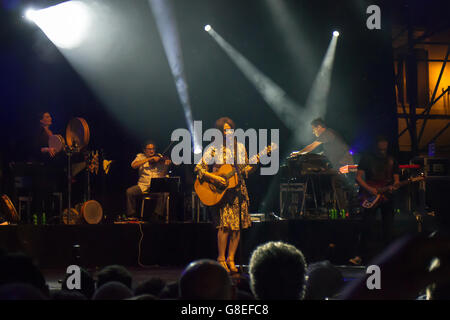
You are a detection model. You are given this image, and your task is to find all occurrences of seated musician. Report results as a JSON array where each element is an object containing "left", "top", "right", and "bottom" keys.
[
  {"left": 290, "top": 118, "right": 354, "bottom": 211},
  {"left": 126, "top": 141, "right": 171, "bottom": 220},
  {"left": 349, "top": 135, "right": 400, "bottom": 265}
]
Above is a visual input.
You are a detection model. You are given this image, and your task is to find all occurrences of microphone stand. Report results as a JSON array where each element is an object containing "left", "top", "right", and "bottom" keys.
[{"left": 233, "top": 138, "right": 244, "bottom": 274}]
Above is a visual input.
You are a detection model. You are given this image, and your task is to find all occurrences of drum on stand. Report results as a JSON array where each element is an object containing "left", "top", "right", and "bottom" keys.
[
  {"left": 80, "top": 200, "right": 103, "bottom": 224},
  {"left": 62, "top": 117, "right": 90, "bottom": 225},
  {"left": 62, "top": 207, "right": 82, "bottom": 225},
  {"left": 66, "top": 118, "right": 90, "bottom": 150}
]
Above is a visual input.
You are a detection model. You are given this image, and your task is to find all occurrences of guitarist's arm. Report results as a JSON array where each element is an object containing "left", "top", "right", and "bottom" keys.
[
  {"left": 356, "top": 169, "right": 378, "bottom": 196},
  {"left": 194, "top": 147, "right": 226, "bottom": 186},
  {"left": 391, "top": 173, "right": 400, "bottom": 191}
]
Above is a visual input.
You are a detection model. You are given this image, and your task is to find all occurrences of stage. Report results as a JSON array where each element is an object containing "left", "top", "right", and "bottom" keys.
[{"left": 0, "top": 216, "right": 423, "bottom": 269}]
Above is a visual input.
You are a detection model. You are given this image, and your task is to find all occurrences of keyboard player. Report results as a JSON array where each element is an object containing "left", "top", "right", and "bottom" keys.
[{"left": 290, "top": 118, "right": 354, "bottom": 212}]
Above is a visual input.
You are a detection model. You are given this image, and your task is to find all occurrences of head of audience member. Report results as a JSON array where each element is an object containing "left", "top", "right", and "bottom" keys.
[
  {"left": 134, "top": 276, "right": 166, "bottom": 297},
  {"left": 96, "top": 265, "right": 133, "bottom": 290},
  {"left": 0, "top": 252, "right": 49, "bottom": 297},
  {"left": 159, "top": 280, "right": 179, "bottom": 300},
  {"left": 0, "top": 283, "right": 47, "bottom": 300},
  {"left": 51, "top": 289, "right": 87, "bottom": 300},
  {"left": 92, "top": 281, "right": 133, "bottom": 300},
  {"left": 304, "top": 260, "right": 344, "bottom": 300},
  {"left": 127, "top": 294, "right": 158, "bottom": 300},
  {"left": 179, "top": 259, "right": 234, "bottom": 300},
  {"left": 249, "top": 241, "right": 307, "bottom": 300},
  {"left": 311, "top": 118, "right": 327, "bottom": 137},
  {"left": 61, "top": 267, "right": 96, "bottom": 299},
  {"left": 233, "top": 273, "right": 254, "bottom": 300}
]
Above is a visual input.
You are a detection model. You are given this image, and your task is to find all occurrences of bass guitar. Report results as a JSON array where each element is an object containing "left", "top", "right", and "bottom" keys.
[
  {"left": 360, "top": 174, "right": 424, "bottom": 209},
  {"left": 194, "top": 143, "right": 277, "bottom": 206}
]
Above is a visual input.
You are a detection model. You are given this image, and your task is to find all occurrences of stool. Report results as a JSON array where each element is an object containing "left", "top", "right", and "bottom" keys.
[
  {"left": 191, "top": 192, "right": 207, "bottom": 222},
  {"left": 140, "top": 192, "right": 170, "bottom": 223},
  {"left": 18, "top": 196, "right": 32, "bottom": 224}
]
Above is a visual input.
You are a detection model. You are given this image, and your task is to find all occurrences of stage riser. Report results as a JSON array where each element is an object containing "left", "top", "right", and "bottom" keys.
[{"left": 0, "top": 220, "right": 412, "bottom": 268}]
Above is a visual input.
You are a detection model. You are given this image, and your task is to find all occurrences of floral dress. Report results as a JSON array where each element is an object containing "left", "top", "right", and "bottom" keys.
[{"left": 195, "top": 142, "right": 252, "bottom": 231}]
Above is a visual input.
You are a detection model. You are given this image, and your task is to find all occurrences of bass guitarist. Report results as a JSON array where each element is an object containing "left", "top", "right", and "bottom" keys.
[
  {"left": 350, "top": 135, "right": 400, "bottom": 265},
  {"left": 194, "top": 117, "right": 255, "bottom": 274}
]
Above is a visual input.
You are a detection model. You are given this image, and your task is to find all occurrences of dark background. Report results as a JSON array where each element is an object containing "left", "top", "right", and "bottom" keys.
[{"left": 0, "top": 0, "right": 398, "bottom": 216}]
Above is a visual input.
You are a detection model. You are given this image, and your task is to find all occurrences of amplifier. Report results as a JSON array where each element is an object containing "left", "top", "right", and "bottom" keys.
[
  {"left": 411, "top": 157, "right": 450, "bottom": 176},
  {"left": 280, "top": 183, "right": 306, "bottom": 219}
]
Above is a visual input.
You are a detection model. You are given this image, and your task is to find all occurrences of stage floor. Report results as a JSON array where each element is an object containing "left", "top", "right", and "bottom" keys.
[{"left": 0, "top": 216, "right": 421, "bottom": 270}]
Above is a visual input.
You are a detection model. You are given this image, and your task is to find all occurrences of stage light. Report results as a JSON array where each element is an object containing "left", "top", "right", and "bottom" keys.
[
  {"left": 25, "top": 9, "right": 36, "bottom": 21},
  {"left": 24, "top": 1, "right": 91, "bottom": 49},
  {"left": 204, "top": 25, "right": 211, "bottom": 32},
  {"left": 333, "top": 31, "right": 340, "bottom": 37}
]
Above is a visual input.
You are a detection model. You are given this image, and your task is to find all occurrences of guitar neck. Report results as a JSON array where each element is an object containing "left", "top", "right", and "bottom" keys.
[{"left": 376, "top": 179, "right": 412, "bottom": 193}]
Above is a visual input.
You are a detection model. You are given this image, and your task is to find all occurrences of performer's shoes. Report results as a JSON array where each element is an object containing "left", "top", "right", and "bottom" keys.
[
  {"left": 349, "top": 256, "right": 362, "bottom": 265},
  {"left": 226, "top": 258, "right": 239, "bottom": 273},
  {"left": 217, "top": 258, "right": 230, "bottom": 273}
]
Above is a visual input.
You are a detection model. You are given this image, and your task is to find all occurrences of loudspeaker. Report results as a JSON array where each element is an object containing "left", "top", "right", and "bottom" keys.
[
  {"left": 425, "top": 178, "right": 450, "bottom": 230},
  {"left": 280, "top": 183, "right": 306, "bottom": 219}
]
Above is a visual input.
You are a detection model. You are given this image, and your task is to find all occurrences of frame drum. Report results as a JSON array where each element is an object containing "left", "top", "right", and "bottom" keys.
[
  {"left": 48, "top": 134, "right": 65, "bottom": 154},
  {"left": 66, "top": 118, "right": 90, "bottom": 150},
  {"left": 62, "top": 208, "right": 82, "bottom": 225},
  {"left": 1, "top": 194, "right": 19, "bottom": 223},
  {"left": 81, "top": 200, "right": 103, "bottom": 224}
]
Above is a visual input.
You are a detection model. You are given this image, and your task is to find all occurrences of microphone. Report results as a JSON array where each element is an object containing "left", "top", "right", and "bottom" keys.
[{"left": 269, "top": 212, "right": 284, "bottom": 221}]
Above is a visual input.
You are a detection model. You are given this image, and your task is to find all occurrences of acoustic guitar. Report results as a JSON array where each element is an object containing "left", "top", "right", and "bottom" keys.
[
  {"left": 359, "top": 174, "right": 424, "bottom": 209},
  {"left": 194, "top": 143, "right": 277, "bottom": 206}
]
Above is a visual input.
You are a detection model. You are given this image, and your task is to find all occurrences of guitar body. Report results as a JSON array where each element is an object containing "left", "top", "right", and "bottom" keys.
[
  {"left": 359, "top": 181, "right": 390, "bottom": 209},
  {"left": 194, "top": 143, "right": 278, "bottom": 206},
  {"left": 359, "top": 175, "right": 424, "bottom": 209},
  {"left": 194, "top": 164, "right": 239, "bottom": 206}
]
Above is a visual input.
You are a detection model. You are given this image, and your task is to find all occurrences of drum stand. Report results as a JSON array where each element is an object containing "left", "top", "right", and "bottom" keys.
[{"left": 64, "top": 144, "right": 79, "bottom": 225}]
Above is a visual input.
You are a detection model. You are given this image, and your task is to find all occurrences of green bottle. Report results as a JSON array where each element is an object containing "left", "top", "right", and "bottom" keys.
[
  {"left": 32, "top": 214, "right": 38, "bottom": 225},
  {"left": 42, "top": 212, "right": 46, "bottom": 225},
  {"left": 341, "top": 209, "right": 345, "bottom": 219}
]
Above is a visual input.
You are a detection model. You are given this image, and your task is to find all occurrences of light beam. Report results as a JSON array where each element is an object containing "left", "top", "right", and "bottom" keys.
[{"left": 24, "top": 1, "right": 91, "bottom": 49}]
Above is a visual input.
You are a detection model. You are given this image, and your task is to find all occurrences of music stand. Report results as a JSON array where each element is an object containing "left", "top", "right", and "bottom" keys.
[{"left": 147, "top": 177, "right": 180, "bottom": 223}]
